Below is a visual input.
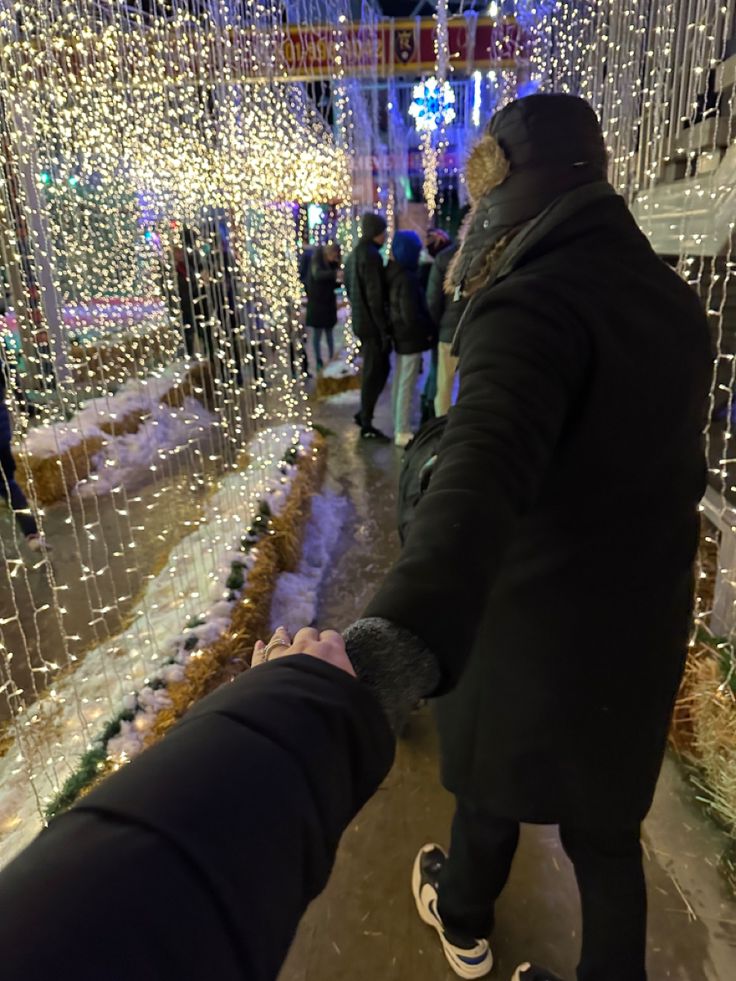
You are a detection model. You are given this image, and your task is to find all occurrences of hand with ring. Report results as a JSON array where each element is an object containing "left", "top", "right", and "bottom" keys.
[{"left": 252, "top": 626, "right": 356, "bottom": 677}]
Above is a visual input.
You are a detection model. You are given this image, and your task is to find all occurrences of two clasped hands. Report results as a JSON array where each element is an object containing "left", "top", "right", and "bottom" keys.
[{"left": 252, "top": 625, "right": 355, "bottom": 677}]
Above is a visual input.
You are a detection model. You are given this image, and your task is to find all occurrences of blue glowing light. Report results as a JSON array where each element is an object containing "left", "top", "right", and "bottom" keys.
[{"left": 409, "top": 77, "right": 456, "bottom": 133}]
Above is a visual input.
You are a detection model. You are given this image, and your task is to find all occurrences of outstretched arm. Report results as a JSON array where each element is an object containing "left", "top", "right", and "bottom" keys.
[{"left": 0, "top": 655, "right": 393, "bottom": 981}]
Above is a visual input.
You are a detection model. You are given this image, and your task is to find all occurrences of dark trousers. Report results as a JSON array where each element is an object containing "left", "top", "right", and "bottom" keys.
[
  {"left": 310, "top": 327, "right": 335, "bottom": 365},
  {"left": 437, "top": 799, "right": 647, "bottom": 981},
  {"left": 0, "top": 443, "right": 38, "bottom": 538},
  {"left": 358, "top": 337, "right": 391, "bottom": 428}
]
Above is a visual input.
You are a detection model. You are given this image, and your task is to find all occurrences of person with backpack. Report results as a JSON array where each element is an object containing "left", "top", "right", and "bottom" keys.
[
  {"left": 344, "top": 212, "right": 392, "bottom": 441},
  {"left": 305, "top": 242, "right": 340, "bottom": 371},
  {"left": 387, "top": 230, "right": 436, "bottom": 447}
]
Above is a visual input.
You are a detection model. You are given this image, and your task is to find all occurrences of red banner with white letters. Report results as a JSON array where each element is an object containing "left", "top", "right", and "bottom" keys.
[{"left": 281, "top": 16, "right": 528, "bottom": 79}]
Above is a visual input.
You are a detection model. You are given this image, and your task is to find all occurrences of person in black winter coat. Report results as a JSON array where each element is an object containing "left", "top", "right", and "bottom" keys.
[
  {"left": 0, "top": 628, "right": 394, "bottom": 981},
  {"left": 305, "top": 243, "right": 340, "bottom": 369},
  {"left": 419, "top": 227, "right": 451, "bottom": 292},
  {"left": 427, "top": 241, "right": 467, "bottom": 416},
  {"left": 343, "top": 94, "right": 713, "bottom": 981},
  {"left": 0, "top": 359, "right": 44, "bottom": 551},
  {"left": 298, "top": 232, "right": 314, "bottom": 289},
  {"left": 387, "top": 230, "right": 436, "bottom": 446},
  {"left": 344, "top": 212, "right": 392, "bottom": 441}
]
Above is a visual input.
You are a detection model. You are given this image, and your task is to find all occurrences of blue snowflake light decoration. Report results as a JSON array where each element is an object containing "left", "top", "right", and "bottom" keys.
[{"left": 409, "top": 77, "right": 456, "bottom": 133}]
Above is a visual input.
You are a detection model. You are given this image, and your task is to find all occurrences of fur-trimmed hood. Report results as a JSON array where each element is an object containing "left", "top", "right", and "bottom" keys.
[{"left": 446, "top": 94, "right": 609, "bottom": 298}]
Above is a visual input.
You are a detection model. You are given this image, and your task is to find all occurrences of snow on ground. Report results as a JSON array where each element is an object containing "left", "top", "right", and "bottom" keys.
[
  {"left": 76, "top": 396, "right": 215, "bottom": 497},
  {"left": 323, "top": 389, "right": 360, "bottom": 406},
  {"left": 269, "top": 490, "right": 349, "bottom": 634},
  {"left": 321, "top": 358, "right": 358, "bottom": 381},
  {"left": 0, "top": 423, "right": 306, "bottom": 867},
  {"left": 22, "top": 362, "right": 190, "bottom": 458}
]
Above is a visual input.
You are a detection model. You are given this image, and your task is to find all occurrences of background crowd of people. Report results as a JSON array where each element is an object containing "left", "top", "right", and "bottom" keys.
[{"left": 302, "top": 208, "right": 468, "bottom": 447}]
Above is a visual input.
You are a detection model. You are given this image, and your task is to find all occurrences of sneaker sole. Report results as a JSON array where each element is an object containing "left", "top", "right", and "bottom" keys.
[{"left": 411, "top": 846, "right": 493, "bottom": 980}]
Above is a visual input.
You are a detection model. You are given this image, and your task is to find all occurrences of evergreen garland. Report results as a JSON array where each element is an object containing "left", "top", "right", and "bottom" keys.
[{"left": 44, "top": 438, "right": 306, "bottom": 822}]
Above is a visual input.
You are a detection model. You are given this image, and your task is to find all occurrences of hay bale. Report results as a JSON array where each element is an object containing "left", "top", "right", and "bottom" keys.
[
  {"left": 315, "top": 371, "right": 361, "bottom": 399},
  {"left": 98, "top": 409, "right": 149, "bottom": 437},
  {"left": 14, "top": 362, "right": 212, "bottom": 507},
  {"left": 16, "top": 435, "right": 106, "bottom": 505},
  {"left": 70, "top": 334, "right": 169, "bottom": 386},
  {"left": 163, "top": 362, "right": 215, "bottom": 409}
]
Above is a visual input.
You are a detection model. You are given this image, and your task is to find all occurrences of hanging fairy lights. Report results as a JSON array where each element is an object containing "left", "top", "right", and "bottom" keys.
[
  {"left": 1, "top": 0, "right": 734, "bottom": 865},
  {"left": 409, "top": 77, "right": 457, "bottom": 133},
  {"left": 0, "top": 0, "right": 383, "bottom": 865},
  {"left": 411, "top": 0, "right": 454, "bottom": 221}
]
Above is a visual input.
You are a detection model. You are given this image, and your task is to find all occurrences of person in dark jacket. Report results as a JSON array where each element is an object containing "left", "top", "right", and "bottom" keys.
[
  {"left": 298, "top": 231, "right": 314, "bottom": 289},
  {"left": 342, "top": 94, "right": 713, "bottom": 981},
  {"left": 344, "top": 212, "right": 392, "bottom": 441},
  {"left": 0, "top": 628, "right": 394, "bottom": 981},
  {"left": 419, "top": 227, "right": 451, "bottom": 292},
  {"left": 387, "top": 230, "right": 436, "bottom": 446},
  {"left": 427, "top": 241, "right": 467, "bottom": 416},
  {"left": 305, "top": 242, "right": 340, "bottom": 370},
  {"left": 0, "top": 359, "right": 45, "bottom": 551},
  {"left": 174, "top": 226, "right": 211, "bottom": 360}
]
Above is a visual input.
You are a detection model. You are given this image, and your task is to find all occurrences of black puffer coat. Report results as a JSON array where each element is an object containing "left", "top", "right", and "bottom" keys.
[
  {"left": 305, "top": 248, "right": 339, "bottom": 330},
  {"left": 0, "top": 658, "right": 393, "bottom": 981},
  {"left": 386, "top": 261, "right": 436, "bottom": 355},
  {"left": 366, "top": 185, "right": 712, "bottom": 828},
  {"left": 344, "top": 239, "right": 389, "bottom": 342},
  {"left": 427, "top": 243, "right": 467, "bottom": 344}
]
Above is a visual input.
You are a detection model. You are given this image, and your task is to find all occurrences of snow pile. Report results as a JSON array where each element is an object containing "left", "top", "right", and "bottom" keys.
[
  {"left": 269, "top": 489, "right": 348, "bottom": 634},
  {"left": 321, "top": 357, "right": 357, "bottom": 380},
  {"left": 76, "top": 396, "right": 215, "bottom": 497},
  {"left": 0, "top": 423, "right": 307, "bottom": 867},
  {"left": 22, "top": 363, "right": 190, "bottom": 458},
  {"left": 324, "top": 389, "right": 360, "bottom": 406}
]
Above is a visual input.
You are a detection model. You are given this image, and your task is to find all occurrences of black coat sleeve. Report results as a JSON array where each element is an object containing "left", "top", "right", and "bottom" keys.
[
  {"left": 426, "top": 256, "right": 446, "bottom": 328},
  {"left": 365, "top": 285, "right": 591, "bottom": 692},
  {"left": 0, "top": 657, "right": 394, "bottom": 981},
  {"left": 343, "top": 250, "right": 355, "bottom": 302},
  {"left": 398, "top": 276, "right": 435, "bottom": 347},
  {"left": 361, "top": 249, "right": 389, "bottom": 338}
]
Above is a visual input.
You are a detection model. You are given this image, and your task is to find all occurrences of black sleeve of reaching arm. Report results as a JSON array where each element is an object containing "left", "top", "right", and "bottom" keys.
[
  {"left": 0, "top": 657, "right": 394, "bottom": 981},
  {"left": 364, "top": 286, "right": 591, "bottom": 693}
]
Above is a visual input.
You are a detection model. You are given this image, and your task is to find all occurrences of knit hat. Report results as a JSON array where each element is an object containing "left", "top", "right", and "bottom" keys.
[
  {"left": 391, "top": 230, "right": 423, "bottom": 271},
  {"left": 361, "top": 211, "right": 388, "bottom": 240},
  {"left": 449, "top": 94, "right": 609, "bottom": 295}
]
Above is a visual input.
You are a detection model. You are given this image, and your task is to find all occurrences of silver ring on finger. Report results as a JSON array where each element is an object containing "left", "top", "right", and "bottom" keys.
[{"left": 263, "top": 638, "right": 291, "bottom": 661}]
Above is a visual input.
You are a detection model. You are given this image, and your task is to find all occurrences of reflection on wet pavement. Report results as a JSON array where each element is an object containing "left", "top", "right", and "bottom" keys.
[{"left": 280, "top": 387, "right": 736, "bottom": 981}]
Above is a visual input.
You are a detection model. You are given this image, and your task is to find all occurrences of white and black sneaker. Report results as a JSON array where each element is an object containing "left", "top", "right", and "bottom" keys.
[
  {"left": 512, "top": 964, "right": 566, "bottom": 981},
  {"left": 412, "top": 843, "right": 493, "bottom": 979}
]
